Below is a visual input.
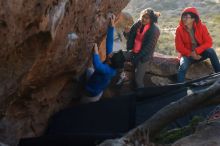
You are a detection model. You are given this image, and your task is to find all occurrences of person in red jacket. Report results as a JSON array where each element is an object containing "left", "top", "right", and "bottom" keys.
[{"left": 175, "top": 7, "right": 220, "bottom": 82}]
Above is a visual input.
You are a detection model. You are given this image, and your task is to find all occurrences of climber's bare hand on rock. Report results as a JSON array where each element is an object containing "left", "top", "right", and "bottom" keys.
[
  {"left": 93, "top": 43, "right": 99, "bottom": 54},
  {"left": 110, "top": 14, "right": 116, "bottom": 27}
]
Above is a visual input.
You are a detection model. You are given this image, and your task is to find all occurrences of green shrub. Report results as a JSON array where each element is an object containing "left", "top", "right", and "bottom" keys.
[{"left": 155, "top": 116, "right": 204, "bottom": 144}]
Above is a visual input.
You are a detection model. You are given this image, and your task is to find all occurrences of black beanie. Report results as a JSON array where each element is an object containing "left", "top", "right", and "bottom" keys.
[{"left": 110, "top": 50, "right": 125, "bottom": 69}]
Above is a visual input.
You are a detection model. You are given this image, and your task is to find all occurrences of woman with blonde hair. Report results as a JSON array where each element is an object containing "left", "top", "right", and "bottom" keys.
[{"left": 126, "top": 8, "right": 160, "bottom": 88}]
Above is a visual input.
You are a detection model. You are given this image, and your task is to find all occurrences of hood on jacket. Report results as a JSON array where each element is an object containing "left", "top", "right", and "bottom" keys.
[
  {"left": 179, "top": 7, "right": 201, "bottom": 26},
  {"left": 182, "top": 7, "right": 199, "bottom": 17}
]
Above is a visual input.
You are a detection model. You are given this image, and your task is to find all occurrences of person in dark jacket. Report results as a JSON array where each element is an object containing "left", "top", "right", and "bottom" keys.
[
  {"left": 81, "top": 14, "right": 125, "bottom": 103},
  {"left": 175, "top": 7, "right": 220, "bottom": 82},
  {"left": 126, "top": 8, "right": 160, "bottom": 88}
]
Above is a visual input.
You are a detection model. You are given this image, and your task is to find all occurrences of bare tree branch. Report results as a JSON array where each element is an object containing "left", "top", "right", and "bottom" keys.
[{"left": 99, "top": 79, "right": 220, "bottom": 146}]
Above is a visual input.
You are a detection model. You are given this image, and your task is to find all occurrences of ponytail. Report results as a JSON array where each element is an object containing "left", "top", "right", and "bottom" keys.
[{"left": 152, "top": 11, "right": 161, "bottom": 23}]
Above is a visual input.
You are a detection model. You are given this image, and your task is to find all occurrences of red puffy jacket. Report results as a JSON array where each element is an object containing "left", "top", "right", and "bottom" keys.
[{"left": 175, "top": 7, "right": 212, "bottom": 57}]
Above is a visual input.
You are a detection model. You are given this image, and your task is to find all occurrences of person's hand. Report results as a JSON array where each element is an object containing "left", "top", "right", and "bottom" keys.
[
  {"left": 195, "top": 55, "right": 202, "bottom": 60},
  {"left": 190, "top": 51, "right": 201, "bottom": 60},
  {"left": 190, "top": 51, "right": 196, "bottom": 58},
  {"left": 93, "top": 43, "right": 99, "bottom": 54},
  {"left": 109, "top": 14, "right": 116, "bottom": 27},
  {"left": 124, "top": 25, "right": 130, "bottom": 33}
]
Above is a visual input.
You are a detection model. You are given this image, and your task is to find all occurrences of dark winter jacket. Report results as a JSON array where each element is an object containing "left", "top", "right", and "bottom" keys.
[{"left": 127, "top": 21, "right": 160, "bottom": 63}]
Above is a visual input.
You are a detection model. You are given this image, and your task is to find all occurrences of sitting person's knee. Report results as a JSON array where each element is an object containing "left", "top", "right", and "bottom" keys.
[
  {"left": 179, "top": 63, "right": 188, "bottom": 71},
  {"left": 206, "top": 48, "right": 215, "bottom": 55},
  {"left": 179, "top": 57, "right": 190, "bottom": 71}
]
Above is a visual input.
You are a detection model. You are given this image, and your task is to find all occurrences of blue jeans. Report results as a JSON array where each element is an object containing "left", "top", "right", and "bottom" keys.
[{"left": 177, "top": 48, "right": 220, "bottom": 82}]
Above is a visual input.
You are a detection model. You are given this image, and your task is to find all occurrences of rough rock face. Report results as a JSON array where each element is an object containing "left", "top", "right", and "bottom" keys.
[
  {"left": 172, "top": 121, "right": 220, "bottom": 146},
  {"left": 0, "top": 0, "right": 129, "bottom": 145}
]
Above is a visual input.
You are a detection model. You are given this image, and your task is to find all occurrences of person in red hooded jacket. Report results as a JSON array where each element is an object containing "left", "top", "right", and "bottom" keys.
[{"left": 175, "top": 7, "right": 220, "bottom": 82}]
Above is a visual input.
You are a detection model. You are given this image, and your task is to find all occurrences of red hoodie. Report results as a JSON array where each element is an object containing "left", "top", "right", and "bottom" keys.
[{"left": 175, "top": 7, "right": 212, "bottom": 57}]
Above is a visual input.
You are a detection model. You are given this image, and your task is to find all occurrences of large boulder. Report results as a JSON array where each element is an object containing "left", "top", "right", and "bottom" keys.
[
  {"left": 0, "top": 0, "right": 129, "bottom": 145},
  {"left": 104, "top": 52, "right": 214, "bottom": 97},
  {"left": 99, "top": 11, "right": 134, "bottom": 61},
  {"left": 172, "top": 121, "right": 220, "bottom": 146},
  {"left": 0, "top": 1, "right": 216, "bottom": 145},
  {"left": 146, "top": 53, "right": 214, "bottom": 85}
]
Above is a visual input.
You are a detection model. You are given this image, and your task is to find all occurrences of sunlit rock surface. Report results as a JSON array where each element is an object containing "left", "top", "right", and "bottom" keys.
[{"left": 0, "top": 0, "right": 129, "bottom": 145}]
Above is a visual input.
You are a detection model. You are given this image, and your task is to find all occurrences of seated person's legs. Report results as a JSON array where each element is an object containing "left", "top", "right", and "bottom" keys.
[
  {"left": 177, "top": 56, "right": 192, "bottom": 83},
  {"left": 200, "top": 48, "right": 220, "bottom": 72},
  {"left": 135, "top": 61, "right": 148, "bottom": 88}
]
